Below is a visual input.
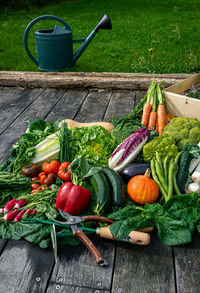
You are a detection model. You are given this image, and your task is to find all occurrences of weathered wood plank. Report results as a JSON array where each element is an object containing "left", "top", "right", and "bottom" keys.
[
  {"left": 0, "top": 88, "right": 65, "bottom": 164},
  {"left": 111, "top": 234, "right": 175, "bottom": 293},
  {"left": 46, "top": 89, "right": 88, "bottom": 123},
  {"left": 0, "top": 71, "right": 191, "bottom": 90},
  {"left": 46, "top": 282, "right": 109, "bottom": 293},
  {"left": 48, "top": 235, "right": 116, "bottom": 291},
  {"left": 0, "top": 239, "right": 54, "bottom": 293},
  {"left": 103, "top": 90, "right": 136, "bottom": 122},
  {"left": 0, "top": 239, "right": 7, "bottom": 253},
  {"left": 74, "top": 89, "right": 112, "bottom": 122},
  {"left": 174, "top": 232, "right": 200, "bottom": 293},
  {"left": 0, "top": 87, "right": 26, "bottom": 109},
  {"left": 0, "top": 88, "right": 44, "bottom": 134}
]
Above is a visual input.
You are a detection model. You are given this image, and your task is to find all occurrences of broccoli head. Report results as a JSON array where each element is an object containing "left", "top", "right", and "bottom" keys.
[
  {"left": 143, "top": 135, "right": 179, "bottom": 162},
  {"left": 111, "top": 120, "right": 142, "bottom": 145},
  {"left": 163, "top": 117, "right": 200, "bottom": 150}
]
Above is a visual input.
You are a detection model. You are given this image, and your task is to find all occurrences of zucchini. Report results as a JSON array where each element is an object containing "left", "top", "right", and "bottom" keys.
[
  {"left": 102, "top": 167, "right": 125, "bottom": 207},
  {"left": 89, "top": 171, "right": 111, "bottom": 215},
  {"left": 176, "top": 151, "right": 191, "bottom": 193}
]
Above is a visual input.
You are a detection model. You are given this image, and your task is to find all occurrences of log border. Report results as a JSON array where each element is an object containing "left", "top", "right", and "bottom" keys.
[{"left": 0, "top": 71, "right": 193, "bottom": 90}]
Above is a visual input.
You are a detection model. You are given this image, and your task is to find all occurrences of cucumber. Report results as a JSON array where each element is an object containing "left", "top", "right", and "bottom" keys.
[
  {"left": 176, "top": 151, "right": 191, "bottom": 193},
  {"left": 89, "top": 171, "right": 111, "bottom": 215},
  {"left": 102, "top": 167, "right": 125, "bottom": 207}
]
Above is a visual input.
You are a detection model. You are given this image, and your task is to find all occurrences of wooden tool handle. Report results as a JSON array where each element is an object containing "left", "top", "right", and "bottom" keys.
[
  {"left": 136, "top": 226, "right": 154, "bottom": 232},
  {"left": 83, "top": 215, "right": 115, "bottom": 225},
  {"left": 73, "top": 228, "right": 105, "bottom": 265},
  {"left": 96, "top": 227, "right": 150, "bottom": 245}
]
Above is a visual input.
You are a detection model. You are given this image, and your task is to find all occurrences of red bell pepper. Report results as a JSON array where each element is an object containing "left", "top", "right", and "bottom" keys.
[{"left": 56, "top": 182, "right": 91, "bottom": 215}]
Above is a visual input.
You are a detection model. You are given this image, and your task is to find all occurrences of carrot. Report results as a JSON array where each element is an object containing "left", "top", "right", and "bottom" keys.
[
  {"left": 157, "top": 104, "right": 166, "bottom": 135},
  {"left": 141, "top": 81, "right": 156, "bottom": 127},
  {"left": 157, "top": 84, "right": 166, "bottom": 135},
  {"left": 155, "top": 116, "right": 159, "bottom": 134},
  {"left": 148, "top": 86, "right": 157, "bottom": 130}
]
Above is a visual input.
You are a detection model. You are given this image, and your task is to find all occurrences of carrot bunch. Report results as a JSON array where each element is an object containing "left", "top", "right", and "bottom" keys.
[{"left": 141, "top": 81, "right": 168, "bottom": 135}]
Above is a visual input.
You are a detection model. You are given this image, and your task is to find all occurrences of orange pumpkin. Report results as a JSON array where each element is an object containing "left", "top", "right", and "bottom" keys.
[{"left": 127, "top": 168, "right": 159, "bottom": 205}]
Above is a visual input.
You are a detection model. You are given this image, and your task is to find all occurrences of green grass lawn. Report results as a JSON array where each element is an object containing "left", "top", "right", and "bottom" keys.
[{"left": 0, "top": 0, "right": 200, "bottom": 73}]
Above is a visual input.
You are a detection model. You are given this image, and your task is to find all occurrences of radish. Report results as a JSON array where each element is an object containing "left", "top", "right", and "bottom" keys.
[
  {"left": 0, "top": 208, "right": 4, "bottom": 214},
  {"left": 14, "top": 199, "right": 27, "bottom": 209},
  {"left": 14, "top": 210, "right": 26, "bottom": 221},
  {"left": 32, "top": 208, "right": 37, "bottom": 215},
  {"left": 4, "top": 199, "right": 17, "bottom": 213},
  {"left": 4, "top": 210, "right": 19, "bottom": 221},
  {"left": 24, "top": 209, "right": 32, "bottom": 215}
]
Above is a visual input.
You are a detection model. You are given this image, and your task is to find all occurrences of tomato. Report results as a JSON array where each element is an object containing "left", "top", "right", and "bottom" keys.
[
  {"left": 42, "top": 160, "right": 60, "bottom": 174},
  {"left": 44, "top": 177, "right": 54, "bottom": 186},
  {"left": 30, "top": 189, "right": 37, "bottom": 194},
  {"left": 40, "top": 186, "right": 48, "bottom": 190},
  {"left": 38, "top": 172, "right": 46, "bottom": 179},
  {"left": 31, "top": 183, "right": 40, "bottom": 190},
  {"left": 21, "top": 164, "right": 40, "bottom": 178},
  {"left": 31, "top": 177, "right": 39, "bottom": 182},
  {"left": 47, "top": 173, "right": 57, "bottom": 181},
  {"left": 40, "top": 174, "right": 47, "bottom": 185},
  {"left": 57, "top": 162, "right": 71, "bottom": 182}
]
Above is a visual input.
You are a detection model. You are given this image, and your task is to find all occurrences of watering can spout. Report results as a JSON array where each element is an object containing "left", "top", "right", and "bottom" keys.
[{"left": 73, "top": 14, "right": 112, "bottom": 64}]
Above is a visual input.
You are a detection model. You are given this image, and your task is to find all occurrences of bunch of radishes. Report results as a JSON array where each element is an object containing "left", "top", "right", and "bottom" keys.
[
  {"left": 0, "top": 198, "right": 37, "bottom": 222},
  {"left": 187, "top": 142, "right": 200, "bottom": 194}
]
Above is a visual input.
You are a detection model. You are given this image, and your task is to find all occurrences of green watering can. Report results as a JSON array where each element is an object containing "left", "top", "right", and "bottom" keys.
[{"left": 24, "top": 14, "right": 112, "bottom": 71}]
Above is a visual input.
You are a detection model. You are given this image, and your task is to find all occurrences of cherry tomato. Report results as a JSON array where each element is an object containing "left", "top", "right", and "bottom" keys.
[
  {"left": 47, "top": 173, "right": 57, "bottom": 181},
  {"left": 38, "top": 172, "right": 46, "bottom": 179},
  {"left": 31, "top": 183, "right": 40, "bottom": 190},
  {"left": 44, "top": 177, "right": 54, "bottom": 187},
  {"left": 31, "top": 177, "right": 39, "bottom": 182},
  {"left": 57, "top": 162, "right": 71, "bottom": 182},
  {"left": 40, "top": 186, "right": 48, "bottom": 190},
  {"left": 40, "top": 174, "right": 47, "bottom": 185},
  {"left": 42, "top": 160, "right": 60, "bottom": 174},
  {"left": 30, "top": 189, "right": 37, "bottom": 194}
]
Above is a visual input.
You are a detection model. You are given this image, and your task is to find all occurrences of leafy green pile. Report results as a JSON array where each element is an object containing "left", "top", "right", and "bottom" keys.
[
  {"left": 69, "top": 126, "right": 116, "bottom": 167},
  {"left": 109, "top": 192, "right": 200, "bottom": 246},
  {"left": 0, "top": 119, "right": 60, "bottom": 174}
]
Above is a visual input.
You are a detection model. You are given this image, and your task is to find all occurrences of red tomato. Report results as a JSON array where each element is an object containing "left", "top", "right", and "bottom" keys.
[
  {"left": 57, "top": 162, "right": 71, "bottom": 182},
  {"left": 42, "top": 160, "right": 60, "bottom": 174},
  {"left": 38, "top": 172, "right": 46, "bottom": 179},
  {"left": 40, "top": 174, "right": 47, "bottom": 185},
  {"left": 40, "top": 186, "right": 48, "bottom": 190},
  {"left": 31, "top": 183, "right": 40, "bottom": 190},
  {"left": 31, "top": 177, "right": 39, "bottom": 182},
  {"left": 30, "top": 189, "right": 37, "bottom": 194}
]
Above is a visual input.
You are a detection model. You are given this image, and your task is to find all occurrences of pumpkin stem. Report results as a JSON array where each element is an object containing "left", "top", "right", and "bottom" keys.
[{"left": 144, "top": 168, "right": 151, "bottom": 178}]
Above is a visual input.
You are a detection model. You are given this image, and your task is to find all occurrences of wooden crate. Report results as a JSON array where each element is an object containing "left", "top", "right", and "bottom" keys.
[{"left": 164, "top": 73, "right": 200, "bottom": 119}]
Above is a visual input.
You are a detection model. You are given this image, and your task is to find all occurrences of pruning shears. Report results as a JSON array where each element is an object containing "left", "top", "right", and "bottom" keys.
[{"left": 53, "top": 209, "right": 152, "bottom": 266}]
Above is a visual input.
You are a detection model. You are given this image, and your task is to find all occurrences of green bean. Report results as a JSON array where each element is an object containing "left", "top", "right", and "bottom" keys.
[
  {"left": 155, "top": 159, "right": 168, "bottom": 194},
  {"left": 167, "top": 160, "right": 175, "bottom": 200},
  {"left": 156, "top": 152, "right": 164, "bottom": 176},
  {"left": 163, "top": 155, "right": 169, "bottom": 185},
  {"left": 151, "top": 159, "right": 168, "bottom": 202}
]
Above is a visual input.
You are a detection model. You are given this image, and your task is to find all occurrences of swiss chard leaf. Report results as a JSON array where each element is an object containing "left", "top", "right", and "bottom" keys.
[
  {"left": 144, "top": 203, "right": 192, "bottom": 246},
  {"left": 163, "top": 193, "right": 200, "bottom": 233}
]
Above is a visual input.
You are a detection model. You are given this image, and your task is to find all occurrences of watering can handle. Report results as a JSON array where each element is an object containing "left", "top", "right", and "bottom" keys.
[{"left": 24, "top": 15, "right": 72, "bottom": 65}]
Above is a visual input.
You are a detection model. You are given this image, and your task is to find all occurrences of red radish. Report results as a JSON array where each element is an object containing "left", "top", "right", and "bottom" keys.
[
  {"left": 4, "top": 199, "right": 17, "bottom": 213},
  {"left": 24, "top": 209, "right": 32, "bottom": 215},
  {"left": 0, "top": 208, "right": 4, "bottom": 214},
  {"left": 4, "top": 210, "right": 19, "bottom": 221},
  {"left": 14, "top": 210, "right": 26, "bottom": 221},
  {"left": 14, "top": 199, "right": 27, "bottom": 209},
  {"left": 32, "top": 208, "right": 37, "bottom": 215}
]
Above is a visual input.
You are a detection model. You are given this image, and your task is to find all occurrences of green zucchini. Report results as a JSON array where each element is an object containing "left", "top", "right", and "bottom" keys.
[
  {"left": 176, "top": 151, "right": 191, "bottom": 193},
  {"left": 102, "top": 167, "right": 125, "bottom": 207},
  {"left": 89, "top": 171, "right": 111, "bottom": 215}
]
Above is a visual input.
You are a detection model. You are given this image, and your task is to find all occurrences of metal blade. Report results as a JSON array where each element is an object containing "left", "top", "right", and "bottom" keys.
[{"left": 59, "top": 209, "right": 83, "bottom": 225}]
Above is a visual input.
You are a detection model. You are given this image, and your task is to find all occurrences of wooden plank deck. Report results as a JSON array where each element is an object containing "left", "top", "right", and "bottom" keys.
[{"left": 0, "top": 86, "right": 200, "bottom": 293}]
